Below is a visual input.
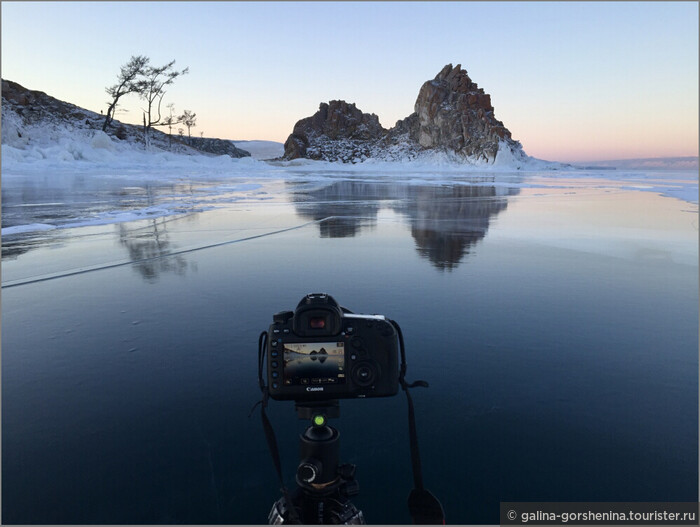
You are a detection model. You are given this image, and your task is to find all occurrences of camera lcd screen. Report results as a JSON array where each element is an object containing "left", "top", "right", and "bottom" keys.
[{"left": 282, "top": 342, "right": 346, "bottom": 386}]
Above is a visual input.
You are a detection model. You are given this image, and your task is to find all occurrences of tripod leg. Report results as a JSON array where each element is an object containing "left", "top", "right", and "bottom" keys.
[{"left": 268, "top": 491, "right": 303, "bottom": 525}]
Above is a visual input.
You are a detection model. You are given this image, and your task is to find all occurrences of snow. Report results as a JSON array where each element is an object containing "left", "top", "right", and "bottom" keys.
[
  {"left": 90, "top": 130, "right": 117, "bottom": 151},
  {"left": 2, "top": 108, "right": 697, "bottom": 237},
  {"left": 1, "top": 223, "right": 57, "bottom": 235},
  {"left": 266, "top": 142, "right": 565, "bottom": 173}
]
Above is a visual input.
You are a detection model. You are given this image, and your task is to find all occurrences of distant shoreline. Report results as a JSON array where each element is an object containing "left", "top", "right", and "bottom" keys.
[{"left": 567, "top": 156, "right": 698, "bottom": 171}]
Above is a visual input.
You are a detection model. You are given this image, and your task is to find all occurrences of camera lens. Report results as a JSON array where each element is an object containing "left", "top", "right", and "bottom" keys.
[{"left": 309, "top": 317, "right": 326, "bottom": 329}]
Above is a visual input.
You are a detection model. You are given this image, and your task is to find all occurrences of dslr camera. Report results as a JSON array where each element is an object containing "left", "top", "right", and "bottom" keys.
[{"left": 266, "top": 293, "right": 399, "bottom": 401}]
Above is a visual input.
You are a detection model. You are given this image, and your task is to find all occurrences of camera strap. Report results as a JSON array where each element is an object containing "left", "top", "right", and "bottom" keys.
[
  {"left": 390, "top": 319, "right": 446, "bottom": 525},
  {"left": 252, "top": 330, "right": 301, "bottom": 524}
]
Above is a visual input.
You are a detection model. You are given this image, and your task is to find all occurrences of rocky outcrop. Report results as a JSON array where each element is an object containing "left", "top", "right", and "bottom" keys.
[
  {"left": 2, "top": 79, "right": 99, "bottom": 127},
  {"left": 184, "top": 136, "right": 250, "bottom": 158},
  {"left": 282, "top": 64, "right": 526, "bottom": 164},
  {"left": 412, "top": 63, "right": 519, "bottom": 163},
  {"left": 283, "top": 100, "right": 386, "bottom": 162},
  {"left": 1, "top": 79, "right": 250, "bottom": 158}
]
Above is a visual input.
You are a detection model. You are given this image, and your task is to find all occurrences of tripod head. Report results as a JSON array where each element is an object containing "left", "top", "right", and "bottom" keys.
[
  {"left": 295, "top": 400, "right": 340, "bottom": 422},
  {"left": 296, "top": 401, "right": 342, "bottom": 492}
]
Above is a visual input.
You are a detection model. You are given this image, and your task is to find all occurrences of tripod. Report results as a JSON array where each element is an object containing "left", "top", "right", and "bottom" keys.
[{"left": 268, "top": 401, "right": 365, "bottom": 525}]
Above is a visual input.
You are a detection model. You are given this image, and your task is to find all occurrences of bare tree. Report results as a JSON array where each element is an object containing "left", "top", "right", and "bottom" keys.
[
  {"left": 103, "top": 55, "right": 149, "bottom": 132},
  {"left": 162, "top": 103, "right": 179, "bottom": 149},
  {"left": 179, "top": 110, "right": 197, "bottom": 144},
  {"left": 136, "top": 60, "right": 189, "bottom": 149}
]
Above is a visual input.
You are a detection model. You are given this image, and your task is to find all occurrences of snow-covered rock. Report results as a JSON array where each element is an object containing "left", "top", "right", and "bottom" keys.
[
  {"left": 1, "top": 79, "right": 251, "bottom": 162},
  {"left": 282, "top": 64, "right": 534, "bottom": 167}
]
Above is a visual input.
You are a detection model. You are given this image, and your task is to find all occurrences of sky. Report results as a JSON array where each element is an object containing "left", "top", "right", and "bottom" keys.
[{"left": 1, "top": 1, "right": 698, "bottom": 163}]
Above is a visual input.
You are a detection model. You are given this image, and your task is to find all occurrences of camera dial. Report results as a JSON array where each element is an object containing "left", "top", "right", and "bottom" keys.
[{"left": 352, "top": 362, "right": 378, "bottom": 387}]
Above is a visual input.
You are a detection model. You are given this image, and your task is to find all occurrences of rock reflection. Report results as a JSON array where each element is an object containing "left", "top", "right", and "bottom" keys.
[
  {"left": 117, "top": 218, "right": 192, "bottom": 281},
  {"left": 288, "top": 179, "right": 519, "bottom": 270},
  {"left": 1, "top": 174, "right": 190, "bottom": 261},
  {"left": 1, "top": 231, "right": 63, "bottom": 260},
  {"left": 397, "top": 185, "right": 517, "bottom": 270},
  {"left": 287, "top": 181, "right": 385, "bottom": 237}
]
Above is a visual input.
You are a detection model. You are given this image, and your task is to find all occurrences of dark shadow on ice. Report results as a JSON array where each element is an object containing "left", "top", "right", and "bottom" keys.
[{"left": 287, "top": 178, "right": 520, "bottom": 270}]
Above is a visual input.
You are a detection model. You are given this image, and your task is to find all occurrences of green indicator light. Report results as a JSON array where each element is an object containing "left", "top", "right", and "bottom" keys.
[{"left": 313, "top": 415, "right": 326, "bottom": 427}]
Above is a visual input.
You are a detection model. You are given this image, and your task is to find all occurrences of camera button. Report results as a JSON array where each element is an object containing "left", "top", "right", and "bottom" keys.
[
  {"left": 273, "top": 329, "right": 280, "bottom": 334},
  {"left": 271, "top": 341, "right": 278, "bottom": 347},
  {"left": 350, "top": 354, "right": 357, "bottom": 360},
  {"left": 271, "top": 371, "right": 279, "bottom": 379},
  {"left": 271, "top": 361, "right": 278, "bottom": 368},
  {"left": 350, "top": 336, "right": 365, "bottom": 350},
  {"left": 273, "top": 310, "right": 294, "bottom": 324},
  {"left": 272, "top": 382, "right": 279, "bottom": 389},
  {"left": 271, "top": 350, "right": 278, "bottom": 358},
  {"left": 283, "top": 329, "right": 290, "bottom": 334}
]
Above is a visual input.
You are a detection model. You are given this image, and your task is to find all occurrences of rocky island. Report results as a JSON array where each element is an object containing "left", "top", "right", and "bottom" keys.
[{"left": 283, "top": 64, "right": 528, "bottom": 165}]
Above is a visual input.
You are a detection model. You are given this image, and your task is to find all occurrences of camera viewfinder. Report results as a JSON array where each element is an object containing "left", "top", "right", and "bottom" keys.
[{"left": 309, "top": 317, "right": 326, "bottom": 329}]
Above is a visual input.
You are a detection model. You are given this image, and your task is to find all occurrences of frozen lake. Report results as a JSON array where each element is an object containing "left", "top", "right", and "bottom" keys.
[{"left": 2, "top": 162, "right": 698, "bottom": 524}]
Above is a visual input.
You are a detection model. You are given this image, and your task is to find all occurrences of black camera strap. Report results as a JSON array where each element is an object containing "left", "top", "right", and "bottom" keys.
[
  {"left": 253, "top": 330, "right": 301, "bottom": 524},
  {"left": 390, "top": 319, "right": 446, "bottom": 525}
]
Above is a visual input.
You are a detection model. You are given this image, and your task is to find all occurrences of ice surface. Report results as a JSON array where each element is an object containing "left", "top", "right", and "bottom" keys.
[{"left": 2, "top": 113, "right": 697, "bottom": 237}]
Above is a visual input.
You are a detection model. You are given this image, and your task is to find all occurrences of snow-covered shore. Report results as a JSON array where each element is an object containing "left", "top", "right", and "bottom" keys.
[
  {"left": 2, "top": 90, "right": 697, "bottom": 240},
  {"left": 2, "top": 102, "right": 558, "bottom": 175}
]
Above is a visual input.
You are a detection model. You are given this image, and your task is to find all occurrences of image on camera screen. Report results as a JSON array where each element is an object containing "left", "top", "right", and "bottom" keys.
[{"left": 282, "top": 342, "right": 346, "bottom": 386}]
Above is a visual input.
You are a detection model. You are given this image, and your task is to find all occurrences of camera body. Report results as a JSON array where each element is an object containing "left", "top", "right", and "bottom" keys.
[{"left": 267, "top": 293, "right": 399, "bottom": 401}]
